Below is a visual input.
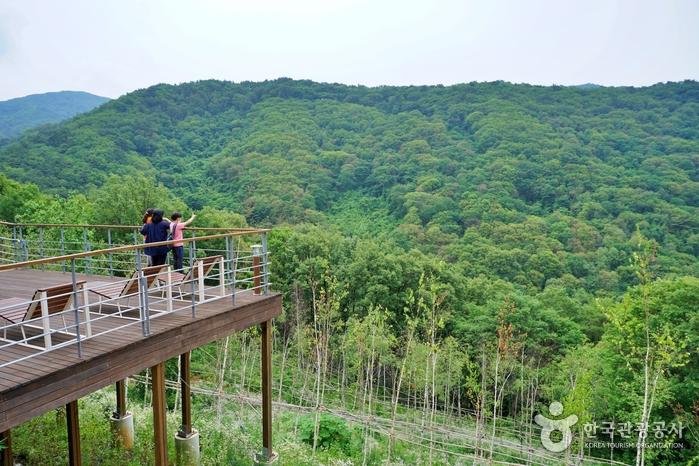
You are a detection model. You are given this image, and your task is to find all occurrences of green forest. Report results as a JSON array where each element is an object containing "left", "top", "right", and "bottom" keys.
[
  {"left": 0, "top": 90, "right": 109, "bottom": 141},
  {"left": 0, "top": 79, "right": 697, "bottom": 465}
]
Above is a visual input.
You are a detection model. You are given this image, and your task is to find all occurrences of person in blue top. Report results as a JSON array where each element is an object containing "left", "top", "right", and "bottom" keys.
[{"left": 139, "top": 209, "right": 171, "bottom": 266}]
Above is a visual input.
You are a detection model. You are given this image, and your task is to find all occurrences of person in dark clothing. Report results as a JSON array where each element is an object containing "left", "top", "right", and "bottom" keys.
[
  {"left": 139, "top": 209, "right": 171, "bottom": 266},
  {"left": 142, "top": 208, "right": 155, "bottom": 265}
]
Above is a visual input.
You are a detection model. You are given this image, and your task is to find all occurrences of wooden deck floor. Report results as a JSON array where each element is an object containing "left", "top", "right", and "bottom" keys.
[{"left": 0, "top": 269, "right": 281, "bottom": 432}]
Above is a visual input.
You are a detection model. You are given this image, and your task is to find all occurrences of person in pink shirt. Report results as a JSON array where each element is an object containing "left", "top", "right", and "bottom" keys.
[{"left": 169, "top": 211, "right": 196, "bottom": 271}]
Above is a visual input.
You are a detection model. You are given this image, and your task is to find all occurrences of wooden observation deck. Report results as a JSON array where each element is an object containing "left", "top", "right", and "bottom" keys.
[{"left": 0, "top": 222, "right": 281, "bottom": 465}]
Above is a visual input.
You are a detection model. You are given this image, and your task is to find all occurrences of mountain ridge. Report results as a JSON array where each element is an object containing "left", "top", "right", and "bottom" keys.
[{"left": 0, "top": 90, "right": 109, "bottom": 140}]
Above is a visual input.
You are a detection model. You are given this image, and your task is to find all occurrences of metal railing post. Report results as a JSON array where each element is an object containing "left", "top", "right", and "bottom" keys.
[
  {"left": 60, "top": 228, "right": 66, "bottom": 272},
  {"left": 261, "top": 232, "right": 269, "bottom": 296},
  {"left": 135, "top": 250, "right": 150, "bottom": 336},
  {"left": 107, "top": 229, "right": 114, "bottom": 276},
  {"left": 191, "top": 231, "right": 197, "bottom": 258},
  {"left": 143, "top": 266, "right": 151, "bottom": 336},
  {"left": 225, "top": 236, "right": 232, "bottom": 285},
  {"left": 19, "top": 227, "right": 28, "bottom": 261},
  {"left": 226, "top": 236, "right": 237, "bottom": 306},
  {"left": 232, "top": 238, "right": 238, "bottom": 306},
  {"left": 83, "top": 228, "right": 91, "bottom": 275},
  {"left": 71, "top": 259, "right": 82, "bottom": 358},
  {"left": 189, "top": 241, "right": 196, "bottom": 318},
  {"left": 12, "top": 225, "right": 18, "bottom": 262},
  {"left": 39, "top": 227, "right": 45, "bottom": 269}
]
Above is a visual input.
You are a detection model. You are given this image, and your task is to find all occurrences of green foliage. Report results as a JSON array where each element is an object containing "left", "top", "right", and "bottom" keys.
[
  {"left": 2, "top": 79, "right": 699, "bottom": 464},
  {"left": 2, "top": 79, "right": 698, "bottom": 291},
  {"left": 298, "top": 413, "right": 354, "bottom": 454},
  {"left": 604, "top": 275, "right": 698, "bottom": 410},
  {"left": 89, "top": 173, "right": 187, "bottom": 227},
  {"left": 0, "top": 173, "right": 47, "bottom": 222},
  {"left": 194, "top": 206, "right": 247, "bottom": 229}
]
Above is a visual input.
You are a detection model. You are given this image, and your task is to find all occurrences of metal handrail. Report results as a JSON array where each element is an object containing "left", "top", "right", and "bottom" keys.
[
  {"left": 0, "top": 220, "right": 266, "bottom": 233},
  {"left": 0, "top": 224, "right": 271, "bottom": 368},
  {"left": 0, "top": 258, "right": 271, "bottom": 368},
  {"left": 0, "top": 230, "right": 265, "bottom": 272},
  {"left": 0, "top": 266, "right": 272, "bottom": 368}
]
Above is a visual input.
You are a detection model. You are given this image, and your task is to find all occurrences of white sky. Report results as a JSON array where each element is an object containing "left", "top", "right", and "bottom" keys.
[{"left": 1, "top": 0, "right": 698, "bottom": 100}]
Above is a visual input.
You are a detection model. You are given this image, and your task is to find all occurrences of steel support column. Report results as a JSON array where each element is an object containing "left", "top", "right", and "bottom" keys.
[
  {"left": 152, "top": 362, "right": 168, "bottom": 466},
  {"left": 178, "top": 352, "right": 192, "bottom": 438},
  {"left": 67, "top": 400, "right": 81, "bottom": 466},
  {"left": 116, "top": 380, "right": 127, "bottom": 417},
  {"left": 259, "top": 320, "right": 276, "bottom": 462}
]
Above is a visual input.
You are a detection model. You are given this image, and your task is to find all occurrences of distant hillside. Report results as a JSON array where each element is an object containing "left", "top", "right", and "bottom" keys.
[
  {"left": 0, "top": 79, "right": 698, "bottom": 278},
  {"left": 572, "top": 83, "right": 603, "bottom": 89},
  {"left": 0, "top": 90, "right": 109, "bottom": 140}
]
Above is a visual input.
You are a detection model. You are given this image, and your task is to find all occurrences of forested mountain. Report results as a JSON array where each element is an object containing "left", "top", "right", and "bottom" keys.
[
  {"left": 1, "top": 79, "right": 698, "bottom": 464},
  {"left": 1, "top": 79, "right": 697, "bottom": 291},
  {"left": 0, "top": 90, "right": 109, "bottom": 140}
]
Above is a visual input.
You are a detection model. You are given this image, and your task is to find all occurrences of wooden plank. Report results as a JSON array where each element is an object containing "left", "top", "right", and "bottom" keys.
[
  {"left": 2, "top": 359, "right": 112, "bottom": 415},
  {"left": 0, "top": 270, "right": 122, "bottom": 303},
  {"left": 0, "top": 298, "right": 28, "bottom": 323}
]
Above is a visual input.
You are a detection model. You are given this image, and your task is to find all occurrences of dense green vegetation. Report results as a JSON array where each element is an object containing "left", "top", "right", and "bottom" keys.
[
  {"left": 1, "top": 79, "right": 697, "bottom": 292},
  {"left": 0, "top": 90, "right": 109, "bottom": 141},
  {"left": 0, "top": 79, "right": 697, "bottom": 465}
]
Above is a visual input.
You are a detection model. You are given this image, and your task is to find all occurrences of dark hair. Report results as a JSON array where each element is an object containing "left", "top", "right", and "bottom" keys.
[
  {"left": 171, "top": 211, "right": 182, "bottom": 221},
  {"left": 142, "top": 208, "right": 154, "bottom": 224},
  {"left": 151, "top": 209, "right": 164, "bottom": 223}
]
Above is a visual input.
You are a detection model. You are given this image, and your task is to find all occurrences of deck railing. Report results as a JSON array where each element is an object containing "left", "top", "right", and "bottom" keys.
[
  {"left": 0, "top": 222, "right": 271, "bottom": 369},
  {"left": 0, "top": 221, "right": 260, "bottom": 271}
]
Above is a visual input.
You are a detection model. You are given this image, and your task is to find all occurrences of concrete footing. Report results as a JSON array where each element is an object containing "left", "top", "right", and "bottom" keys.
[
  {"left": 254, "top": 448, "right": 279, "bottom": 465},
  {"left": 175, "top": 430, "right": 200, "bottom": 466},
  {"left": 109, "top": 412, "right": 134, "bottom": 450}
]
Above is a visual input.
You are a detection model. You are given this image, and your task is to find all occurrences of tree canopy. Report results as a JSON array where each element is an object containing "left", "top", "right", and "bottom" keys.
[{"left": 1, "top": 79, "right": 697, "bottom": 464}]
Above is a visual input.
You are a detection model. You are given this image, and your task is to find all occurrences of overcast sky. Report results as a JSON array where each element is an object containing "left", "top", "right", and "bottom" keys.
[{"left": 1, "top": 0, "right": 698, "bottom": 100}]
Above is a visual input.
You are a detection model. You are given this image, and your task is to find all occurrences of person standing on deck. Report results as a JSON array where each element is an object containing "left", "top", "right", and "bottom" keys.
[
  {"left": 142, "top": 208, "right": 155, "bottom": 265},
  {"left": 169, "top": 211, "right": 196, "bottom": 271},
  {"left": 140, "top": 209, "right": 170, "bottom": 266}
]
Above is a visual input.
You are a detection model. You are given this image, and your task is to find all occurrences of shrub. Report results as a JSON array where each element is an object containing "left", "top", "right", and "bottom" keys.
[{"left": 298, "top": 413, "right": 352, "bottom": 454}]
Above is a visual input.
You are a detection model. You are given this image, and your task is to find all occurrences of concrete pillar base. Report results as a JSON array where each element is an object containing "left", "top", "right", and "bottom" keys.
[
  {"left": 109, "top": 412, "right": 134, "bottom": 450},
  {"left": 175, "top": 430, "right": 200, "bottom": 466},
  {"left": 254, "top": 449, "right": 279, "bottom": 465}
]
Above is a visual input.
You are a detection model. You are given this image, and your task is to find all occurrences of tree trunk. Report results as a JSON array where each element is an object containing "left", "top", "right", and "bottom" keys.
[{"left": 489, "top": 348, "right": 501, "bottom": 461}]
